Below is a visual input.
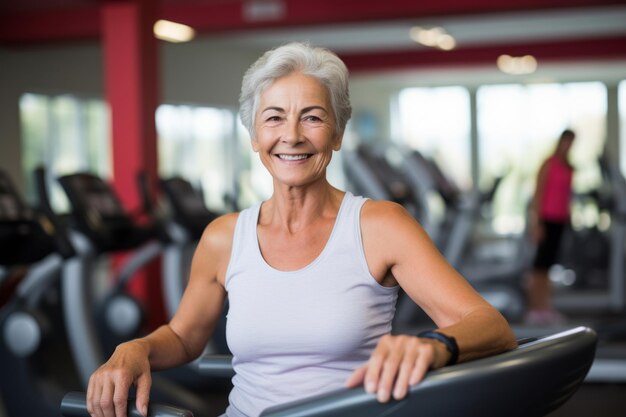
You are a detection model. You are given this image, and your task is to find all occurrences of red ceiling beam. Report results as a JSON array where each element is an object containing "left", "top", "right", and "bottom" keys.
[
  {"left": 340, "top": 35, "right": 626, "bottom": 73},
  {"left": 1, "top": 0, "right": 625, "bottom": 45},
  {"left": 164, "top": 0, "right": 626, "bottom": 32},
  {"left": 0, "top": 7, "right": 100, "bottom": 44}
]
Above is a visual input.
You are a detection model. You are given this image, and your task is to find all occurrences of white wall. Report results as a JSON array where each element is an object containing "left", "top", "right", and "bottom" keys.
[{"left": 161, "top": 39, "right": 263, "bottom": 107}]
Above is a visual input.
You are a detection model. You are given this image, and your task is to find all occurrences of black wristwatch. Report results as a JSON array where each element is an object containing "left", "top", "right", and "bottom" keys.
[{"left": 417, "top": 330, "right": 459, "bottom": 366}]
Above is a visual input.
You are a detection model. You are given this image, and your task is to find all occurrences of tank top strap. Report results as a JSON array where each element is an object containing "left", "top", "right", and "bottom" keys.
[
  {"left": 225, "top": 202, "right": 261, "bottom": 289},
  {"left": 323, "top": 192, "right": 367, "bottom": 257}
]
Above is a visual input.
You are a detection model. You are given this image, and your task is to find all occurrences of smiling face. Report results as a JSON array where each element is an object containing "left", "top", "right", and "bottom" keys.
[{"left": 252, "top": 72, "right": 342, "bottom": 189}]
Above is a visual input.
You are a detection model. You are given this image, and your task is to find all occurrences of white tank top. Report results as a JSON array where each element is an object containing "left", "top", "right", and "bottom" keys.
[{"left": 223, "top": 192, "right": 399, "bottom": 417}]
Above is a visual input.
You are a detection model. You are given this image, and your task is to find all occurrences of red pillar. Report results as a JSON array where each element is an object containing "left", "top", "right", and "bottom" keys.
[{"left": 101, "top": 0, "right": 165, "bottom": 330}]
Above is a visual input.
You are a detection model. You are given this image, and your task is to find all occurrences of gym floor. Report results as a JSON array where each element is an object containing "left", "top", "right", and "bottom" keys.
[{"left": 548, "top": 383, "right": 626, "bottom": 416}]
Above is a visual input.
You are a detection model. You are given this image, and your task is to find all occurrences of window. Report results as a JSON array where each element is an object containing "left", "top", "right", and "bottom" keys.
[
  {"left": 21, "top": 95, "right": 348, "bottom": 215},
  {"left": 156, "top": 104, "right": 238, "bottom": 212},
  {"left": 395, "top": 86, "right": 472, "bottom": 190},
  {"left": 20, "top": 93, "right": 111, "bottom": 212}
]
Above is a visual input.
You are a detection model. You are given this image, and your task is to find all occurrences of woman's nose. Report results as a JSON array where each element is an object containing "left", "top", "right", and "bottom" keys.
[{"left": 281, "top": 119, "right": 304, "bottom": 145}]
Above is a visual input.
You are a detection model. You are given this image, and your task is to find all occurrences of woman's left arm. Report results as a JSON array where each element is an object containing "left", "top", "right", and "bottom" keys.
[{"left": 346, "top": 200, "right": 517, "bottom": 402}]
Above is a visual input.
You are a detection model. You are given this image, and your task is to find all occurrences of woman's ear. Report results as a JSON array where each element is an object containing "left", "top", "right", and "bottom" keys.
[
  {"left": 251, "top": 136, "right": 260, "bottom": 153},
  {"left": 332, "top": 133, "right": 343, "bottom": 151}
]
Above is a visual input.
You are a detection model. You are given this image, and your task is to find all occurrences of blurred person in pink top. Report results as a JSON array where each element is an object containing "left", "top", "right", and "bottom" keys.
[{"left": 526, "top": 129, "right": 576, "bottom": 326}]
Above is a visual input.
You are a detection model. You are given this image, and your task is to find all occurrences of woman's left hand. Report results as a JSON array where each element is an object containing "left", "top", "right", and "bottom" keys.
[{"left": 345, "top": 334, "right": 450, "bottom": 402}]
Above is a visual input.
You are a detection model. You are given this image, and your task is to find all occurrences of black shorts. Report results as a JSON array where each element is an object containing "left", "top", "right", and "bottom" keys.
[{"left": 533, "top": 220, "right": 567, "bottom": 269}]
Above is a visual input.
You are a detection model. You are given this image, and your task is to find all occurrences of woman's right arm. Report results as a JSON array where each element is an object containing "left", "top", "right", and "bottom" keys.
[{"left": 86, "top": 213, "right": 238, "bottom": 417}]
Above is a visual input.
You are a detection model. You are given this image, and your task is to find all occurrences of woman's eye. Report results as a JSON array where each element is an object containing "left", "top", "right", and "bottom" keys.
[
  {"left": 266, "top": 116, "right": 281, "bottom": 122},
  {"left": 304, "top": 115, "right": 322, "bottom": 122}
]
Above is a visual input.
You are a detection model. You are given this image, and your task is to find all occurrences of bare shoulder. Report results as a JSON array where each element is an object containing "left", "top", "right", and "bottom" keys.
[
  {"left": 188, "top": 212, "right": 241, "bottom": 287},
  {"left": 361, "top": 199, "right": 426, "bottom": 249},
  {"left": 361, "top": 199, "right": 418, "bottom": 231},
  {"left": 204, "top": 212, "right": 240, "bottom": 237},
  {"left": 194, "top": 212, "right": 240, "bottom": 274},
  {"left": 538, "top": 157, "right": 552, "bottom": 174},
  {"left": 360, "top": 199, "right": 433, "bottom": 257},
  {"left": 199, "top": 212, "right": 239, "bottom": 254}
]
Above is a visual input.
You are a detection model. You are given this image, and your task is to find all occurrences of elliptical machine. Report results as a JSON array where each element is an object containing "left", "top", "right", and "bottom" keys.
[
  {"left": 551, "top": 158, "right": 626, "bottom": 315},
  {"left": 42, "top": 170, "right": 228, "bottom": 417},
  {"left": 54, "top": 171, "right": 165, "bottom": 355},
  {"left": 156, "top": 176, "right": 230, "bottom": 354},
  {"left": 0, "top": 168, "right": 79, "bottom": 417},
  {"left": 136, "top": 174, "right": 219, "bottom": 320}
]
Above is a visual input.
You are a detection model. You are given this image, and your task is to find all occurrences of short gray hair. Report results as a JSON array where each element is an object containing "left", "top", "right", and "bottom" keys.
[{"left": 239, "top": 42, "right": 352, "bottom": 137}]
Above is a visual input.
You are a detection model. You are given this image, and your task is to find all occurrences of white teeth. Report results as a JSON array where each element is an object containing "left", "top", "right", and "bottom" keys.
[{"left": 278, "top": 154, "right": 310, "bottom": 161}]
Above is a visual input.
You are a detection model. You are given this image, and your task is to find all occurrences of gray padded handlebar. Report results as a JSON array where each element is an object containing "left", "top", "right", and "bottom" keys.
[
  {"left": 261, "top": 326, "right": 596, "bottom": 417},
  {"left": 60, "top": 392, "right": 194, "bottom": 417}
]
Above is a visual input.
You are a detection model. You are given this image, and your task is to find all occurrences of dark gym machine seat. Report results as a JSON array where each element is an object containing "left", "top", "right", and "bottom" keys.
[
  {"left": 37, "top": 170, "right": 226, "bottom": 417},
  {"left": 159, "top": 176, "right": 218, "bottom": 241},
  {"left": 61, "top": 326, "right": 597, "bottom": 417}
]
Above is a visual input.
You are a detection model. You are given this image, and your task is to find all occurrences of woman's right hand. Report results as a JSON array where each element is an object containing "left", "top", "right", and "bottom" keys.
[{"left": 86, "top": 340, "right": 152, "bottom": 417}]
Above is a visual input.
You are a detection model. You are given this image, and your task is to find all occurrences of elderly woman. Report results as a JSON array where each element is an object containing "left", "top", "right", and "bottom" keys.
[{"left": 86, "top": 42, "right": 517, "bottom": 417}]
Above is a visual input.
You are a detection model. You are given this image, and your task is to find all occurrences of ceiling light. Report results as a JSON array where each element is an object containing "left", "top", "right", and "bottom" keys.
[
  {"left": 409, "top": 26, "right": 456, "bottom": 51},
  {"left": 409, "top": 27, "right": 422, "bottom": 42},
  {"left": 437, "top": 34, "right": 456, "bottom": 51},
  {"left": 418, "top": 27, "right": 444, "bottom": 47},
  {"left": 243, "top": 0, "right": 286, "bottom": 22},
  {"left": 497, "top": 54, "right": 537, "bottom": 75},
  {"left": 154, "top": 20, "right": 195, "bottom": 43}
]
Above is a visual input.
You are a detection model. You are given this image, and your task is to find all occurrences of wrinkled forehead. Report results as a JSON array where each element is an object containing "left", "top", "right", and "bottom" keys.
[{"left": 256, "top": 73, "right": 332, "bottom": 112}]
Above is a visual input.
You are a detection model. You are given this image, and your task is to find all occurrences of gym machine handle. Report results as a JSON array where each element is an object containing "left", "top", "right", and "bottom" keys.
[
  {"left": 196, "top": 354, "right": 236, "bottom": 378},
  {"left": 60, "top": 391, "right": 193, "bottom": 417}
]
